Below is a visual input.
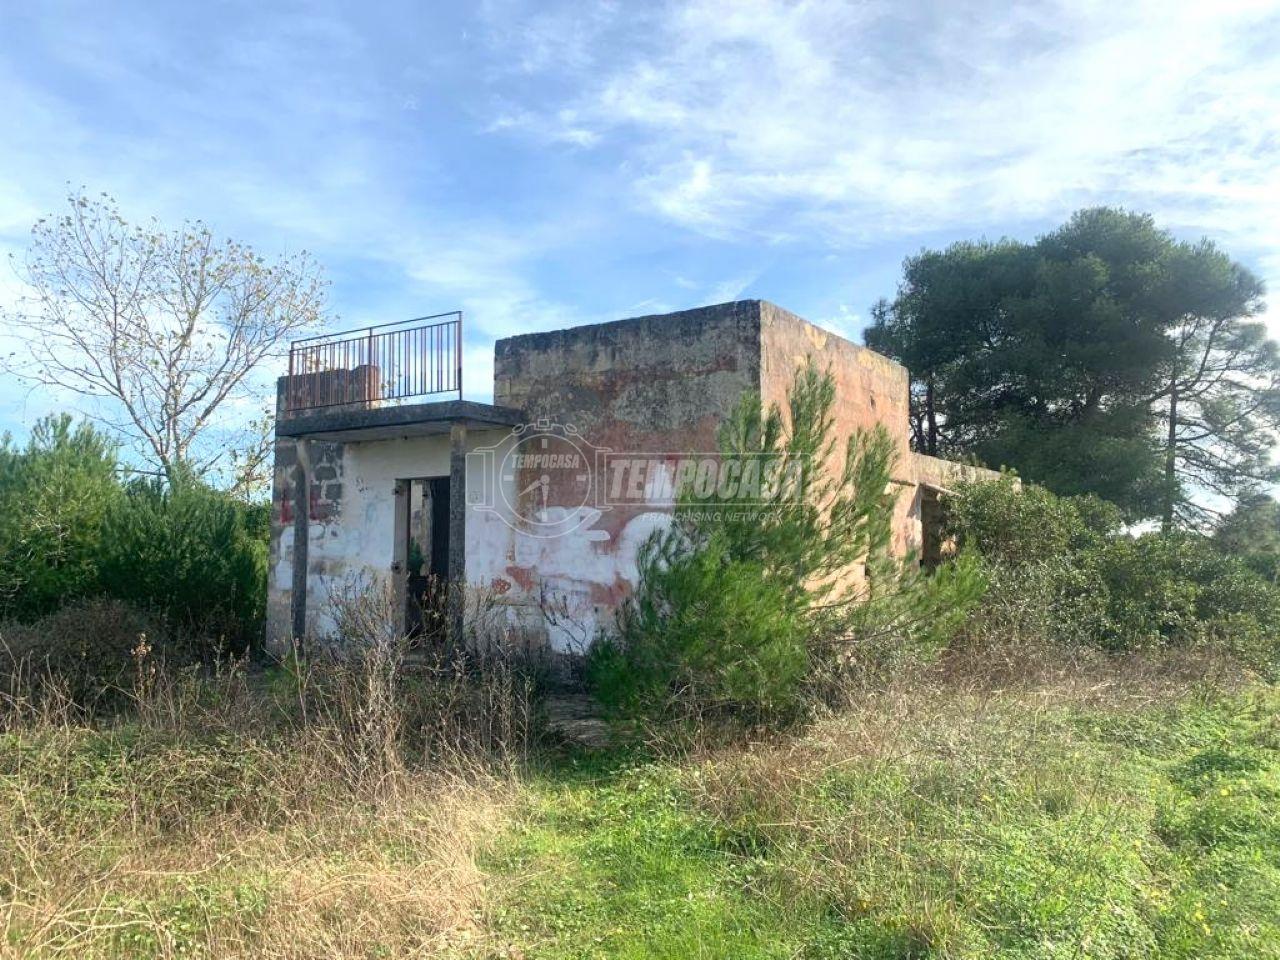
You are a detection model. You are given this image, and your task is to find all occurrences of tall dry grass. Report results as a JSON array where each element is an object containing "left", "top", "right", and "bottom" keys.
[{"left": 0, "top": 587, "right": 539, "bottom": 959}]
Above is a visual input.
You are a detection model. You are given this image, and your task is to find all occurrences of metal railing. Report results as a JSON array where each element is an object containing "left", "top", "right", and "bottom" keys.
[{"left": 284, "top": 312, "right": 462, "bottom": 414}]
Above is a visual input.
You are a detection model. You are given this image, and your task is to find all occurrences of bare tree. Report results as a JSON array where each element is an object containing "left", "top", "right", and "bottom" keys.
[
  {"left": 225, "top": 406, "right": 277, "bottom": 501},
  {"left": 3, "top": 191, "right": 327, "bottom": 480}
]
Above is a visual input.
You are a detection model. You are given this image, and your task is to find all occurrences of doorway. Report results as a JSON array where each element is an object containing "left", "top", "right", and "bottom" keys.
[{"left": 396, "top": 476, "right": 450, "bottom": 644}]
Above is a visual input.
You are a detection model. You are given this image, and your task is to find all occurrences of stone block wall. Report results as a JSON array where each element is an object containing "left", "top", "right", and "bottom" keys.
[{"left": 265, "top": 432, "right": 346, "bottom": 651}]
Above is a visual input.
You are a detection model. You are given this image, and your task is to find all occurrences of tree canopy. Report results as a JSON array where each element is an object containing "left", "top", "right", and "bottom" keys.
[{"left": 866, "top": 208, "right": 1277, "bottom": 523}]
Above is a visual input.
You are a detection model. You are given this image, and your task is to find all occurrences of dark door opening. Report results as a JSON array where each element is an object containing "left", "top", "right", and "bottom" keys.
[
  {"left": 400, "top": 476, "right": 450, "bottom": 645},
  {"left": 920, "top": 488, "right": 944, "bottom": 571}
]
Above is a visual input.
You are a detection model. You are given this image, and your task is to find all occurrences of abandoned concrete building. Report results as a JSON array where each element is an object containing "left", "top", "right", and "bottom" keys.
[{"left": 267, "top": 300, "right": 996, "bottom": 654}]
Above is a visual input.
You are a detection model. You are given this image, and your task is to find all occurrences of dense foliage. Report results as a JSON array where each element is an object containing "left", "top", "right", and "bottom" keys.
[
  {"left": 0, "top": 415, "right": 122, "bottom": 619},
  {"left": 99, "top": 476, "right": 269, "bottom": 647},
  {"left": 941, "top": 474, "right": 1121, "bottom": 564},
  {"left": 589, "top": 364, "right": 985, "bottom": 726},
  {"left": 866, "top": 208, "right": 1280, "bottom": 525},
  {"left": 0, "top": 416, "right": 268, "bottom": 658},
  {"left": 1214, "top": 494, "right": 1280, "bottom": 584},
  {"left": 946, "top": 478, "right": 1280, "bottom": 671}
]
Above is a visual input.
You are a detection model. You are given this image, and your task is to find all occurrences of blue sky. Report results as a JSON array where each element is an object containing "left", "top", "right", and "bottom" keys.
[{"left": 2, "top": 0, "right": 1279, "bottom": 444}]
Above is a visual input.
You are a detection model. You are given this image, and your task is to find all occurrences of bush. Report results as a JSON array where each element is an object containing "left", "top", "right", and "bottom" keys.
[
  {"left": 943, "top": 474, "right": 1121, "bottom": 564},
  {"left": 1215, "top": 495, "right": 1280, "bottom": 583},
  {"left": 589, "top": 533, "right": 809, "bottom": 724},
  {"left": 955, "top": 556, "right": 1111, "bottom": 652},
  {"left": 950, "top": 478, "right": 1280, "bottom": 672},
  {"left": 0, "top": 416, "right": 122, "bottom": 620},
  {"left": 98, "top": 478, "right": 268, "bottom": 653},
  {"left": 590, "top": 364, "right": 984, "bottom": 731},
  {"left": 0, "top": 416, "right": 269, "bottom": 655},
  {"left": 1090, "top": 533, "right": 1280, "bottom": 665},
  {"left": 0, "top": 598, "right": 167, "bottom": 712}
]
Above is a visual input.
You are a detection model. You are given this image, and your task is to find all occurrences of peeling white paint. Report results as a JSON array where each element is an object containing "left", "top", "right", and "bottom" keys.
[{"left": 268, "top": 428, "right": 664, "bottom": 652}]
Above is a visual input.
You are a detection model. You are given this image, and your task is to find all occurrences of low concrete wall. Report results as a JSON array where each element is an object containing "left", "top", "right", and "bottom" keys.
[{"left": 911, "top": 453, "right": 1008, "bottom": 492}]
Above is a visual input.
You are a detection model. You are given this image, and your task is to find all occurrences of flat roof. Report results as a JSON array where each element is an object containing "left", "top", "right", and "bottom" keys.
[{"left": 276, "top": 399, "right": 525, "bottom": 442}]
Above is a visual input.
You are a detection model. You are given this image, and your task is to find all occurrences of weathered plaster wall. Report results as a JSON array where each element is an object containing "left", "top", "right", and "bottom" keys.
[
  {"left": 267, "top": 428, "right": 532, "bottom": 650},
  {"left": 496, "top": 300, "right": 762, "bottom": 449},
  {"left": 492, "top": 301, "right": 764, "bottom": 648},
  {"left": 758, "top": 302, "right": 919, "bottom": 556},
  {"left": 265, "top": 438, "right": 293, "bottom": 649}
]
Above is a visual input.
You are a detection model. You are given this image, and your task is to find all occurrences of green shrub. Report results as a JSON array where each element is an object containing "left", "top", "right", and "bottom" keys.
[
  {"left": 0, "top": 416, "right": 122, "bottom": 620},
  {"left": 944, "top": 475, "right": 1121, "bottom": 564},
  {"left": 834, "top": 548, "right": 989, "bottom": 671},
  {"left": 589, "top": 533, "right": 809, "bottom": 724},
  {"left": 1089, "top": 533, "right": 1280, "bottom": 666},
  {"left": 956, "top": 555, "right": 1110, "bottom": 650},
  {"left": 98, "top": 477, "right": 268, "bottom": 653},
  {"left": 1215, "top": 494, "right": 1280, "bottom": 583},
  {"left": 590, "top": 364, "right": 985, "bottom": 729},
  {"left": 951, "top": 477, "right": 1280, "bottom": 670},
  {"left": 0, "top": 416, "right": 269, "bottom": 655}
]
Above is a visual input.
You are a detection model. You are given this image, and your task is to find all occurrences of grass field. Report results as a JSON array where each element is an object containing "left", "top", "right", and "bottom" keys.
[{"left": 2, "top": 662, "right": 1278, "bottom": 958}]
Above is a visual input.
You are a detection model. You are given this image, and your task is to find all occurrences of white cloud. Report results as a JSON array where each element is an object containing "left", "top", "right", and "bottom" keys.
[
  {"left": 490, "top": 0, "right": 1280, "bottom": 319},
  {"left": 486, "top": 106, "right": 602, "bottom": 147},
  {"left": 705, "top": 272, "right": 758, "bottom": 305},
  {"left": 813, "top": 304, "right": 862, "bottom": 342},
  {"left": 478, "top": 0, "right": 624, "bottom": 76}
]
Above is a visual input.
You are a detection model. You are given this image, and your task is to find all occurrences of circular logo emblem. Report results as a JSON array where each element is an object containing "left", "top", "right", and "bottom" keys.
[{"left": 498, "top": 424, "right": 594, "bottom": 535}]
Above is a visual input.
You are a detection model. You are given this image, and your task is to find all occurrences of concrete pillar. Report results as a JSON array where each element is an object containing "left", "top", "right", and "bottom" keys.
[
  {"left": 290, "top": 439, "right": 311, "bottom": 647},
  {"left": 448, "top": 421, "right": 467, "bottom": 646},
  {"left": 391, "top": 479, "right": 409, "bottom": 636}
]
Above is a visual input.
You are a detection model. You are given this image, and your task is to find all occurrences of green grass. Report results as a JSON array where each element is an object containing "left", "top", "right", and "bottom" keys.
[
  {"left": 486, "top": 759, "right": 829, "bottom": 958},
  {"left": 3, "top": 675, "right": 1278, "bottom": 958},
  {"left": 483, "top": 687, "right": 1280, "bottom": 959}
]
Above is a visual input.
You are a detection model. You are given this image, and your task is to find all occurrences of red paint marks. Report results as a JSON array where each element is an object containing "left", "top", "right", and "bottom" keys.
[
  {"left": 588, "top": 577, "right": 631, "bottom": 607},
  {"left": 491, "top": 577, "right": 511, "bottom": 595},
  {"left": 504, "top": 565, "right": 537, "bottom": 592},
  {"left": 277, "top": 486, "right": 337, "bottom": 525},
  {"left": 309, "top": 488, "right": 336, "bottom": 522}
]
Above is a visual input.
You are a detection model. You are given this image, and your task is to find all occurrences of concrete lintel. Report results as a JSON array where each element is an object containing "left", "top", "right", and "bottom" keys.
[{"left": 276, "top": 399, "right": 525, "bottom": 441}]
